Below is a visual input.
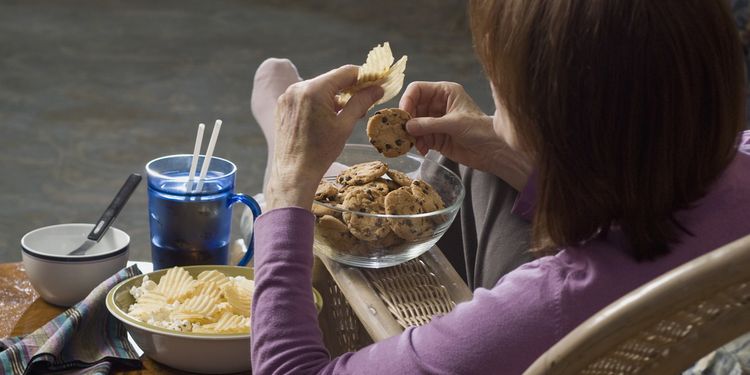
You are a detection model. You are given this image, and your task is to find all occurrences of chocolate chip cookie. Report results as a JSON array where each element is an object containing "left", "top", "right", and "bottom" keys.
[
  {"left": 315, "top": 215, "right": 369, "bottom": 256},
  {"left": 311, "top": 201, "right": 343, "bottom": 219},
  {"left": 411, "top": 180, "right": 445, "bottom": 212},
  {"left": 336, "top": 161, "right": 388, "bottom": 186},
  {"left": 342, "top": 188, "right": 392, "bottom": 241},
  {"left": 342, "top": 179, "right": 390, "bottom": 196},
  {"left": 367, "top": 108, "right": 415, "bottom": 157},
  {"left": 385, "top": 168, "right": 413, "bottom": 187},
  {"left": 384, "top": 186, "right": 434, "bottom": 240},
  {"left": 315, "top": 181, "right": 339, "bottom": 201}
]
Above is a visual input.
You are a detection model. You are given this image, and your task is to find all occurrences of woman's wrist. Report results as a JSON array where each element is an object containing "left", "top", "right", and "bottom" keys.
[{"left": 265, "top": 177, "right": 316, "bottom": 211}]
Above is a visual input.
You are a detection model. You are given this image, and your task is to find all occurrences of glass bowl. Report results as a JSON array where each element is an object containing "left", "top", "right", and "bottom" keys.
[{"left": 312, "top": 144, "right": 464, "bottom": 268}]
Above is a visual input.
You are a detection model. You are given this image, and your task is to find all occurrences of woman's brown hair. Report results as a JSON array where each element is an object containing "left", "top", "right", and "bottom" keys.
[{"left": 469, "top": 0, "right": 746, "bottom": 260}]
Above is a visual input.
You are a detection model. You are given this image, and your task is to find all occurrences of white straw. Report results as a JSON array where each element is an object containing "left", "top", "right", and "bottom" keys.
[
  {"left": 194, "top": 119, "right": 222, "bottom": 193},
  {"left": 186, "top": 123, "right": 205, "bottom": 191}
]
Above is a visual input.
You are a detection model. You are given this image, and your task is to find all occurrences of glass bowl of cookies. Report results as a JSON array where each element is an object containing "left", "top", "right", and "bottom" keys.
[{"left": 312, "top": 144, "right": 464, "bottom": 268}]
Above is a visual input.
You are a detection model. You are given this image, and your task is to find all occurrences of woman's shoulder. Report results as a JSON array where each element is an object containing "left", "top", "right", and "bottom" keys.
[
  {"left": 682, "top": 138, "right": 750, "bottom": 243},
  {"left": 495, "top": 241, "right": 686, "bottom": 335},
  {"left": 482, "top": 250, "right": 616, "bottom": 342}
]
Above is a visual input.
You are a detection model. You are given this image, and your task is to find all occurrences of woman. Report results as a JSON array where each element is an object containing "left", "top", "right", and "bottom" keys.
[{"left": 250, "top": 0, "right": 750, "bottom": 373}]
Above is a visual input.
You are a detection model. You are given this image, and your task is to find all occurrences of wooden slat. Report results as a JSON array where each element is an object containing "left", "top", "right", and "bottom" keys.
[
  {"left": 316, "top": 245, "right": 473, "bottom": 342},
  {"left": 316, "top": 254, "right": 404, "bottom": 341}
]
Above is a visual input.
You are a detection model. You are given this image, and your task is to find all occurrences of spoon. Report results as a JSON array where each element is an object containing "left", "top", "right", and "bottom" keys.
[{"left": 67, "top": 173, "right": 142, "bottom": 256}]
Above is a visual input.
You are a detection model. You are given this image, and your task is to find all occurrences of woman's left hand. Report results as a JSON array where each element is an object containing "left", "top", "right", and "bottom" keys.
[{"left": 266, "top": 65, "right": 384, "bottom": 211}]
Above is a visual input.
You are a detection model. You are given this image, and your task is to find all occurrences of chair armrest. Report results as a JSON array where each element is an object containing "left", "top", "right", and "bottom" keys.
[{"left": 315, "top": 245, "right": 472, "bottom": 342}]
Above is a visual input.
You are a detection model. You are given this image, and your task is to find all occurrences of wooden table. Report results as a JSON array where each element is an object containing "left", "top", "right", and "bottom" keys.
[
  {"left": 0, "top": 262, "right": 218, "bottom": 374},
  {"left": 2, "top": 247, "right": 471, "bottom": 374}
]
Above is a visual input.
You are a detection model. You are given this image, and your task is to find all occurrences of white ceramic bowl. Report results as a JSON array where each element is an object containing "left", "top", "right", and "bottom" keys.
[
  {"left": 106, "top": 265, "right": 323, "bottom": 374},
  {"left": 21, "top": 223, "right": 130, "bottom": 307}
]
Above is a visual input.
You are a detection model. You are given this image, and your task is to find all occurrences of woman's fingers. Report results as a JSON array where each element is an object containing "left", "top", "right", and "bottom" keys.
[
  {"left": 338, "top": 85, "right": 384, "bottom": 126},
  {"left": 413, "top": 133, "right": 449, "bottom": 156},
  {"left": 406, "top": 115, "right": 459, "bottom": 137},
  {"left": 400, "top": 81, "right": 444, "bottom": 117},
  {"left": 313, "top": 64, "right": 361, "bottom": 93},
  {"left": 399, "top": 81, "right": 425, "bottom": 115}
]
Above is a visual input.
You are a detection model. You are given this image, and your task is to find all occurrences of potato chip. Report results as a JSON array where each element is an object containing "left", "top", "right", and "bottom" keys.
[
  {"left": 359, "top": 42, "right": 394, "bottom": 82},
  {"left": 196, "top": 270, "right": 231, "bottom": 289},
  {"left": 336, "top": 42, "right": 408, "bottom": 107},
  {"left": 223, "top": 278, "right": 253, "bottom": 317},
  {"left": 127, "top": 266, "right": 255, "bottom": 334},
  {"left": 215, "top": 313, "right": 250, "bottom": 333},
  {"left": 154, "top": 266, "right": 197, "bottom": 303},
  {"left": 128, "top": 291, "right": 168, "bottom": 321},
  {"left": 208, "top": 301, "right": 233, "bottom": 320},
  {"left": 193, "top": 280, "right": 223, "bottom": 299},
  {"left": 378, "top": 55, "right": 408, "bottom": 105},
  {"left": 195, "top": 312, "right": 251, "bottom": 334},
  {"left": 170, "top": 312, "right": 207, "bottom": 322},
  {"left": 173, "top": 291, "right": 222, "bottom": 322}
]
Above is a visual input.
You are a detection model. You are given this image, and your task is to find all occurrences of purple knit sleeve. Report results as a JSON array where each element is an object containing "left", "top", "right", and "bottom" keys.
[
  {"left": 251, "top": 207, "right": 565, "bottom": 375},
  {"left": 251, "top": 207, "right": 331, "bottom": 373}
]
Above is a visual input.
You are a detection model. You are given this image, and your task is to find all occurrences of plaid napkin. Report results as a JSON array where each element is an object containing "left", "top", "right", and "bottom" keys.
[{"left": 0, "top": 265, "right": 143, "bottom": 375}]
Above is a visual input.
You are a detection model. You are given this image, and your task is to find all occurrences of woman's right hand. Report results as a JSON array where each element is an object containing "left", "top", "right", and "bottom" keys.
[
  {"left": 400, "top": 81, "right": 532, "bottom": 191},
  {"left": 266, "top": 65, "right": 383, "bottom": 211}
]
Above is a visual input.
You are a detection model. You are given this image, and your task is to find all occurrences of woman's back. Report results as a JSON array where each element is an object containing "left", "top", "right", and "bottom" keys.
[{"left": 486, "top": 136, "right": 750, "bottom": 373}]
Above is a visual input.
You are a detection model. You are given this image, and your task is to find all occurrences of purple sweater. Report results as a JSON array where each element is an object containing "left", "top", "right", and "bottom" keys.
[{"left": 251, "top": 133, "right": 750, "bottom": 374}]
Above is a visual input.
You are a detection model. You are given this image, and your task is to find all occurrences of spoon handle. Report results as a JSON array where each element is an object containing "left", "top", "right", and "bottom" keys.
[{"left": 87, "top": 173, "right": 142, "bottom": 241}]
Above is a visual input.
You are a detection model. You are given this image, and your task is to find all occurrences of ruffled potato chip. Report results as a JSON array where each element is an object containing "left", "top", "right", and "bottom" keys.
[
  {"left": 223, "top": 278, "right": 253, "bottom": 317},
  {"left": 172, "top": 291, "right": 223, "bottom": 322},
  {"left": 195, "top": 312, "right": 251, "bottom": 334},
  {"left": 170, "top": 311, "right": 207, "bottom": 322},
  {"left": 154, "top": 266, "right": 197, "bottom": 303},
  {"left": 128, "top": 291, "right": 168, "bottom": 321},
  {"left": 127, "top": 267, "right": 255, "bottom": 334},
  {"left": 197, "top": 270, "right": 231, "bottom": 289},
  {"left": 208, "top": 301, "right": 233, "bottom": 320},
  {"left": 193, "top": 280, "right": 223, "bottom": 299},
  {"left": 359, "top": 42, "right": 394, "bottom": 82},
  {"left": 336, "top": 42, "right": 408, "bottom": 107}
]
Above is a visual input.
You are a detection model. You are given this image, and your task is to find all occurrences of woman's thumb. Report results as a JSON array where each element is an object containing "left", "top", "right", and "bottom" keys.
[
  {"left": 339, "top": 86, "right": 384, "bottom": 125},
  {"left": 406, "top": 116, "right": 457, "bottom": 137}
]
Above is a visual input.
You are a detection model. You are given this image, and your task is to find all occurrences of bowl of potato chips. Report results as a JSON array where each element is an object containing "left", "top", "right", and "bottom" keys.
[
  {"left": 106, "top": 265, "right": 322, "bottom": 374},
  {"left": 312, "top": 144, "right": 464, "bottom": 268}
]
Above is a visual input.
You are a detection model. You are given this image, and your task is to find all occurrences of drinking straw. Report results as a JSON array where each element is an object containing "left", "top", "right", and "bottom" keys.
[
  {"left": 194, "top": 119, "right": 222, "bottom": 193},
  {"left": 186, "top": 123, "right": 206, "bottom": 192}
]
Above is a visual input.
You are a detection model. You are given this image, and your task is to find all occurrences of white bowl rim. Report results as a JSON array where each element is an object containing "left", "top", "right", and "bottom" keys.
[
  {"left": 21, "top": 223, "right": 130, "bottom": 262},
  {"left": 313, "top": 145, "right": 465, "bottom": 219}
]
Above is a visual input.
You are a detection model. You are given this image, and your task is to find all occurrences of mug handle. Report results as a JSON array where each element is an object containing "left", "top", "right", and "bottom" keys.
[{"left": 228, "top": 194, "right": 262, "bottom": 266}]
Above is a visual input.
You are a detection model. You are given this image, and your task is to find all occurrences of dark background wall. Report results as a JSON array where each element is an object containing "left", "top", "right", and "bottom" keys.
[{"left": 0, "top": 0, "right": 493, "bottom": 262}]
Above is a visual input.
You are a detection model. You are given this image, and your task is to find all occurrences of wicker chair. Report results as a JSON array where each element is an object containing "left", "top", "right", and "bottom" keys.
[{"left": 523, "top": 233, "right": 750, "bottom": 375}]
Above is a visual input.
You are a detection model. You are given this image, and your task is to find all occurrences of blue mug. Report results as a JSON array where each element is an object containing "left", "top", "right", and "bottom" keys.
[{"left": 145, "top": 154, "right": 261, "bottom": 270}]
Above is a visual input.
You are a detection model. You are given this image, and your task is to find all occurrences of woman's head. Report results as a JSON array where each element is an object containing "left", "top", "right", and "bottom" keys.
[{"left": 470, "top": 0, "right": 745, "bottom": 259}]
